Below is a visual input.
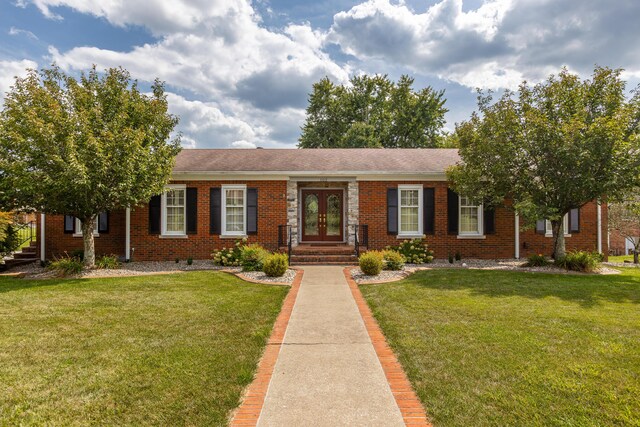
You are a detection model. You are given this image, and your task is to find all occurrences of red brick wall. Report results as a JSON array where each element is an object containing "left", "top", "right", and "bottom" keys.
[
  {"left": 358, "top": 181, "right": 607, "bottom": 260},
  {"left": 38, "top": 179, "right": 607, "bottom": 261}
]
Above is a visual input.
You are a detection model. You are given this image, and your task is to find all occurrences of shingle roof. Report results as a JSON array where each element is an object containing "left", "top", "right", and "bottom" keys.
[{"left": 174, "top": 148, "right": 460, "bottom": 174}]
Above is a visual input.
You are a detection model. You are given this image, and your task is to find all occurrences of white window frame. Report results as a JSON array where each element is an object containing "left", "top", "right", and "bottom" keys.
[
  {"left": 73, "top": 216, "right": 99, "bottom": 237},
  {"left": 162, "top": 184, "right": 187, "bottom": 236},
  {"left": 545, "top": 214, "right": 570, "bottom": 237},
  {"left": 397, "top": 185, "right": 423, "bottom": 237},
  {"left": 458, "top": 195, "right": 483, "bottom": 236},
  {"left": 221, "top": 184, "right": 247, "bottom": 237}
]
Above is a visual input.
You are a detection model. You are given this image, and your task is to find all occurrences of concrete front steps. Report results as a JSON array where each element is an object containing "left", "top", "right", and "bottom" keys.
[
  {"left": 288, "top": 243, "right": 363, "bottom": 265},
  {"left": 1, "top": 241, "right": 38, "bottom": 271}
]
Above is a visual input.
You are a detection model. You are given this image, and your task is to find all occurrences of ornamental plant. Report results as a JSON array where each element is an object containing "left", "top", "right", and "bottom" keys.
[
  {"left": 212, "top": 238, "right": 247, "bottom": 267},
  {"left": 524, "top": 253, "right": 551, "bottom": 267},
  {"left": 382, "top": 250, "right": 405, "bottom": 271},
  {"left": 389, "top": 238, "right": 434, "bottom": 264},
  {"left": 240, "top": 244, "right": 270, "bottom": 272},
  {"left": 359, "top": 251, "right": 384, "bottom": 276},
  {"left": 263, "top": 253, "right": 289, "bottom": 277}
]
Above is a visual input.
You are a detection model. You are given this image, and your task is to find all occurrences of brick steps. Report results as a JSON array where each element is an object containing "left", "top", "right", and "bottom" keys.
[
  {"left": 288, "top": 244, "right": 363, "bottom": 265},
  {"left": 1, "top": 241, "right": 38, "bottom": 271}
]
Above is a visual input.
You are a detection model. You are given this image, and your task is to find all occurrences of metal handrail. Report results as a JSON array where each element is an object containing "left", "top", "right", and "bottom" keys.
[
  {"left": 354, "top": 224, "right": 368, "bottom": 258},
  {"left": 14, "top": 221, "right": 36, "bottom": 249},
  {"left": 278, "top": 225, "right": 292, "bottom": 264}
]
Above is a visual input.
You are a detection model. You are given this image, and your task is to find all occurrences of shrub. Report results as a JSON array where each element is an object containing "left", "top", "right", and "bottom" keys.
[
  {"left": 240, "top": 244, "right": 270, "bottom": 272},
  {"left": 455, "top": 251, "right": 462, "bottom": 261},
  {"left": 263, "top": 253, "right": 289, "bottom": 277},
  {"left": 382, "top": 250, "right": 405, "bottom": 271},
  {"left": 0, "top": 224, "right": 20, "bottom": 257},
  {"left": 69, "top": 249, "right": 84, "bottom": 261},
  {"left": 359, "top": 251, "right": 384, "bottom": 276},
  {"left": 555, "top": 250, "right": 600, "bottom": 273},
  {"left": 591, "top": 251, "right": 605, "bottom": 262},
  {"left": 48, "top": 254, "right": 84, "bottom": 276},
  {"left": 212, "top": 238, "right": 246, "bottom": 267},
  {"left": 448, "top": 253, "right": 454, "bottom": 264},
  {"left": 96, "top": 254, "right": 119, "bottom": 269},
  {"left": 187, "top": 257, "right": 193, "bottom": 266},
  {"left": 524, "top": 253, "right": 550, "bottom": 267},
  {"left": 175, "top": 258, "right": 180, "bottom": 263},
  {"left": 389, "top": 238, "right": 434, "bottom": 264}
]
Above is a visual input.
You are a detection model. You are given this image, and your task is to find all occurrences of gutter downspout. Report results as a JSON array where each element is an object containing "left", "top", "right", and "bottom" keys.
[
  {"left": 40, "top": 213, "right": 45, "bottom": 262},
  {"left": 597, "top": 202, "right": 602, "bottom": 253},
  {"left": 515, "top": 212, "right": 520, "bottom": 259},
  {"left": 125, "top": 207, "right": 131, "bottom": 261}
]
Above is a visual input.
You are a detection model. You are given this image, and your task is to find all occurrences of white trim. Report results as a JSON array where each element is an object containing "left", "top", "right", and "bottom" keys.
[
  {"left": 221, "top": 184, "right": 247, "bottom": 237},
  {"left": 597, "top": 202, "right": 602, "bottom": 253},
  {"left": 458, "top": 195, "right": 483, "bottom": 236},
  {"left": 398, "top": 185, "right": 423, "bottom": 236},
  {"left": 40, "top": 213, "right": 45, "bottom": 262},
  {"left": 125, "top": 207, "right": 131, "bottom": 261},
  {"left": 515, "top": 212, "right": 520, "bottom": 259},
  {"left": 171, "top": 172, "right": 448, "bottom": 182},
  {"left": 545, "top": 215, "right": 570, "bottom": 237},
  {"left": 162, "top": 184, "right": 187, "bottom": 236}
]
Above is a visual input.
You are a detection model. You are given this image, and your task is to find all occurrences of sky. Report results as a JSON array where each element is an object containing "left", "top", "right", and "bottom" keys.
[{"left": 1, "top": 0, "right": 639, "bottom": 149}]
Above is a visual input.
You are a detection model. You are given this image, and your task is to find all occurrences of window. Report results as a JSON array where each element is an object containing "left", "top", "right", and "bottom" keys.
[
  {"left": 222, "top": 185, "right": 246, "bottom": 236},
  {"left": 398, "top": 185, "right": 422, "bottom": 236},
  {"left": 545, "top": 214, "right": 569, "bottom": 236},
  {"left": 162, "top": 185, "right": 186, "bottom": 235},
  {"left": 74, "top": 217, "right": 99, "bottom": 236},
  {"left": 459, "top": 195, "right": 483, "bottom": 235}
]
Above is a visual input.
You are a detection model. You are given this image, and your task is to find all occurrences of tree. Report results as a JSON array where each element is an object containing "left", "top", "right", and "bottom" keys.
[
  {"left": 299, "top": 74, "right": 448, "bottom": 148},
  {"left": 448, "top": 67, "right": 640, "bottom": 259},
  {"left": 609, "top": 199, "right": 640, "bottom": 263},
  {"left": 0, "top": 65, "right": 181, "bottom": 267}
]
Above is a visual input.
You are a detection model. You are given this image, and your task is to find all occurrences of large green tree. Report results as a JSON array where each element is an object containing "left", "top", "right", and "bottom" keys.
[
  {"left": 299, "top": 74, "right": 448, "bottom": 148},
  {"left": 448, "top": 67, "right": 640, "bottom": 259},
  {"left": 0, "top": 65, "right": 181, "bottom": 267}
]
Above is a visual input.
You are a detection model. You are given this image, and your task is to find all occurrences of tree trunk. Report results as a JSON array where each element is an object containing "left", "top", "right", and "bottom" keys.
[
  {"left": 551, "top": 219, "right": 566, "bottom": 260},
  {"left": 81, "top": 217, "right": 96, "bottom": 268},
  {"left": 634, "top": 250, "right": 639, "bottom": 264}
]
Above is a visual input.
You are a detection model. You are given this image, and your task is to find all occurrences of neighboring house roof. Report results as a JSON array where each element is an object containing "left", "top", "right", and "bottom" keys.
[{"left": 173, "top": 148, "right": 460, "bottom": 174}]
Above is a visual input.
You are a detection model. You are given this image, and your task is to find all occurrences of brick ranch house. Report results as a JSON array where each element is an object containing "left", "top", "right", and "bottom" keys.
[{"left": 36, "top": 148, "right": 607, "bottom": 263}]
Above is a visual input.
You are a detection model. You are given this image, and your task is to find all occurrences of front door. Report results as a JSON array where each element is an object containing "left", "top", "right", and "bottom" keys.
[{"left": 301, "top": 189, "right": 344, "bottom": 242}]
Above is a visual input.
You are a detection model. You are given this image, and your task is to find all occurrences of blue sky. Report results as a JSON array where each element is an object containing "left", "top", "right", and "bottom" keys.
[{"left": 1, "top": 0, "right": 639, "bottom": 148}]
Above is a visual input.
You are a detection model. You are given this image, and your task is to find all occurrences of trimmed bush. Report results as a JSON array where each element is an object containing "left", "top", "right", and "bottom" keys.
[
  {"left": 70, "top": 249, "right": 84, "bottom": 261},
  {"left": 359, "top": 251, "right": 384, "bottom": 276},
  {"left": 240, "top": 244, "right": 270, "bottom": 272},
  {"left": 382, "top": 250, "right": 405, "bottom": 271},
  {"left": 524, "top": 253, "right": 550, "bottom": 267},
  {"left": 212, "top": 238, "right": 247, "bottom": 267},
  {"left": 187, "top": 257, "right": 193, "bottom": 266},
  {"left": 48, "top": 255, "right": 84, "bottom": 276},
  {"left": 96, "top": 254, "right": 119, "bottom": 269},
  {"left": 555, "top": 250, "right": 600, "bottom": 272},
  {"left": 389, "top": 238, "right": 434, "bottom": 264},
  {"left": 263, "top": 253, "right": 288, "bottom": 277}
]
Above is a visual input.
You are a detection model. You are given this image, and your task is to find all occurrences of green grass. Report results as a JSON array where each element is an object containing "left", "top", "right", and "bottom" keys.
[
  {"left": 609, "top": 254, "right": 636, "bottom": 263},
  {"left": 360, "top": 269, "right": 640, "bottom": 427},
  {"left": 0, "top": 271, "right": 288, "bottom": 426}
]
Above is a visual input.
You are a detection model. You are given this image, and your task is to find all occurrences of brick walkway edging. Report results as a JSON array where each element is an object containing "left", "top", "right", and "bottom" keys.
[
  {"left": 344, "top": 268, "right": 433, "bottom": 427},
  {"left": 229, "top": 270, "right": 304, "bottom": 427}
]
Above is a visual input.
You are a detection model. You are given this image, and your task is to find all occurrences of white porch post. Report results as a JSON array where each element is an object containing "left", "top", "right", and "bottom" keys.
[
  {"left": 40, "top": 213, "right": 45, "bottom": 262},
  {"left": 597, "top": 202, "right": 602, "bottom": 253},
  {"left": 514, "top": 212, "right": 520, "bottom": 259},
  {"left": 125, "top": 207, "right": 131, "bottom": 261}
]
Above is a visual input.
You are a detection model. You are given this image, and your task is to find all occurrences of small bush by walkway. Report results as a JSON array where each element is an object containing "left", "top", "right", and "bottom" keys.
[
  {"left": 360, "top": 268, "right": 640, "bottom": 426},
  {"left": 0, "top": 271, "right": 288, "bottom": 425}
]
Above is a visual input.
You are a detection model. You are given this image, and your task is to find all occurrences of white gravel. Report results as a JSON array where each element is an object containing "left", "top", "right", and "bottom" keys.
[
  {"left": 351, "top": 258, "right": 620, "bottom": 284},
  {"left": 236, "top": 269, "right": 297, "bottom": 285}
]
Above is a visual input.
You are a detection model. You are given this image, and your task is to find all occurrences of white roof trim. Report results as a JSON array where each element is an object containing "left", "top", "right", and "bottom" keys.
[{"left": 171, "top": 171, "right": 448, "bottom": 181}]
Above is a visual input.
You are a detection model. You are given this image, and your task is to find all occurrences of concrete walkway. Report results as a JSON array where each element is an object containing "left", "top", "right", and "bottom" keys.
[{"left": 257, "top": 266, "right": 404, "bottom": 426}]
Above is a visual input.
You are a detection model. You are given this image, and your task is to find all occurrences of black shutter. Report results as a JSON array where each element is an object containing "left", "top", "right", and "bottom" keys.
[
  {"left": 484, "top": 207, "right": 495, "bottom": 234},
  {"left": 447, "top": 188, "right": 459, "bottom": 235},
  {"left": 149, "top": 195, "right": 161, "bottom": 234},
  {"left": 98, "top": 212, "right": 109, "bottom": 233},
  {"left": 64, "top": 215, "right": 75, "bottom": 233},
  {"left": 186, "top": 188, "right": 198, "bottom": 234},
  {"left": 387, "top": 188, "right": 398, "bottom": 235},
  {"left": 247, "top": 188, "right": 258, "bottom": 235},
  {"left": 424, "top": 188, "right": 435, "bottom": 235},
  {"left": 569, "top": 208, "right": 580, "bottom": 233},
  {"left": 535, "top": 219, "right": 546, "bottom": 234},
  {"left": 210, "top": 188, "right": 221, "bottom": 235}
]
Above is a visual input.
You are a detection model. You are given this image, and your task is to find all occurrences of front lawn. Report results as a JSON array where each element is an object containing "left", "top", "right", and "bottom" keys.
[
  {"left": 361, "top": 269, "right": 640, "bottom": 426},
  {"left": 0, "top": 271, "right": 288, "bottom": 426}
]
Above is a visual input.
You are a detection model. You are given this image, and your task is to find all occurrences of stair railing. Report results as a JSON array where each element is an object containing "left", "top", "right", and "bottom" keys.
[
  {"left": 354, "top": 224, "right": 368, "bottom": 258},
  {"left": 14, "top": 221, "right": 36, "bottom": 250},
  {"left": 278, "top": 225, "right": 292, "bottom": 264}
]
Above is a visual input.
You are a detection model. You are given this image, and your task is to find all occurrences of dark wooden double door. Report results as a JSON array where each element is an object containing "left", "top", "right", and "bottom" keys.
[{"left": 301, "top": 189, "right": 344, "bottom": 242}]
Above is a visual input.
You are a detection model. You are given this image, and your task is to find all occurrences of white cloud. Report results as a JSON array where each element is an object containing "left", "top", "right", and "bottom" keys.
[
  {"left": 231, "top": 140, "right": 257, "bottom": 148},
  {"left": 0, "top": 59, "right": 38, "bottom": 104},
  {"left": 9, "top": 26, "right": 39, "bottom": 40}
]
